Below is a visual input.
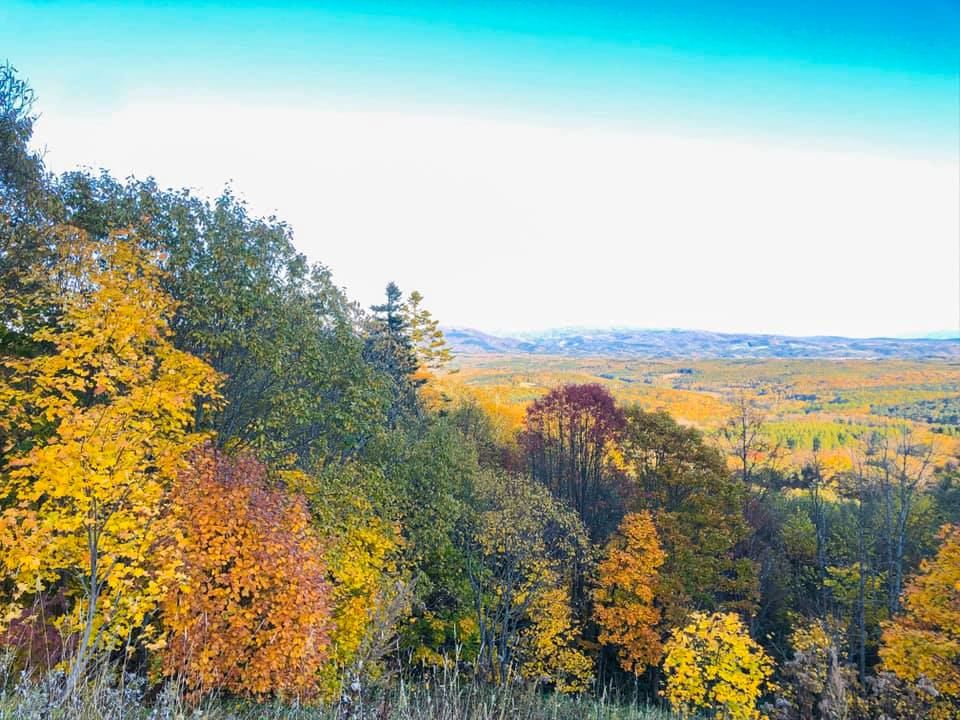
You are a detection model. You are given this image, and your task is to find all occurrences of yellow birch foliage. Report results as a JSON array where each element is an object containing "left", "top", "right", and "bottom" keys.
[
  {"left": 322, "top": 510, "right": 402, "bottom": 693},
  {"left": 880, "top": 523, "right": 960, "bottom": 716},
  {"left": 519, "top": 579, "right": 594, "bottom": 693},
  {"left": 161, "top": 448, "right": 331, "bottom": 701},
  {"left": 662, "top": 611, "right": 774, "bottom": 720},
  {"left": 284, "top": 463, "right": 406, "bottom": 697},
  {"left": 0, "top": 231, "right": 219, "bottom": 651},
  {"left": 593, "top": 511, "right": 665, "bottom": 676}
]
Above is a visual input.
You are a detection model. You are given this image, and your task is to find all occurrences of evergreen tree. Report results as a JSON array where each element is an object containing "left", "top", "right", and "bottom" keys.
[
  {"left": 366, "top": 282, "right": 422, "bottom": 422},
  {"left": 405, "top": 290, "right": 453, "bottom": 370}
]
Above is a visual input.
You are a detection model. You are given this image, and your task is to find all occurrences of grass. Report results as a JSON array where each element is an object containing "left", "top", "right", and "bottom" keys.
[{"left": 0, "top": 658, "right": 679, "bottom": 720}]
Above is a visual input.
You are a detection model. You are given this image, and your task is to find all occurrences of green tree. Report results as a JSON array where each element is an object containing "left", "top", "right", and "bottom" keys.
[
  {"left": 56, "top": 174, "right": 390, "bottom": 469},
  {"left": 404, "top": 290, "right": 453, "bottom": 370},
  {"left": 621, "top": 408, "right": 758, "bottom": 626},
  {"left": 365, "top": 282, "right": 421, "bottom": 424},
  {"left": 0, "top": 62, "right": 61, "bottom": 356}
]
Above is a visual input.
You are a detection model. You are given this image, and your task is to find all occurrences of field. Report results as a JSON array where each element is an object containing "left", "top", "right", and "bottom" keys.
[{"left": 437, "top": 355, "right": 960, "bottom": 468}]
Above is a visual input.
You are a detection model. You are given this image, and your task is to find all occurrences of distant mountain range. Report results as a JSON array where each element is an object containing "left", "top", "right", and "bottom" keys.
[{"left": 443, "top": 327, "right": 960, "bottom": 360}]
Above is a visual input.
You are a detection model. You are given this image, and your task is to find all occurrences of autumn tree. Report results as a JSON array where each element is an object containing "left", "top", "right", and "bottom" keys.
[
  {"left": 520, "top": 584, "right": 595, "bottom": 693},
  {"left": 835, "top": 430, "right": 923, "bottom": 683},
  {"left": 775, "top": 617, "right": 858, "bottom": 720},
  {"left": 868, "top": 424, "right": 934, "bottom": 616},
  {"left": 800, "top": 448, "right": 831, "bottom": 611},
  {"left": 620, "top": 408, "right": 758, "bottom": 626},
  {"left": 521, "top": 383, "right": 625, "bottom": 539},
  {"left": 463, "top": 471, "right": 592, "bottom": 691},
  {"left": 161, "top": 447, "right": 331, "bottom": 701},
  {"left": 880, "top": 523, "right": 960, "bottom": 717},
  {"left": 593, "top": 511, "right": 665, "bottom": 676},
  {"left": 661, "top": 611, "right": 773, "bottom": 720},
  {"left": 299, "top": 461, "right": 407, "bottom": 696},
  {"left": 0, "top": 232, "right": 219, "bottom": 692}
]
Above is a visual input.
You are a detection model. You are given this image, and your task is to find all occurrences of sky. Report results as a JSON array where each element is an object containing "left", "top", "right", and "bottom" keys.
[{"left": 2, "top": 1, "right": 959, "bottom": 337}]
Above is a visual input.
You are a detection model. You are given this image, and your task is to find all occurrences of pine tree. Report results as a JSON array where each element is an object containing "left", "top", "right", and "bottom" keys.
[
  {"left": 365, "top": 282, "right": 421, "bottom": 422},
  {"left": 404, "top": 290, "right": 453, "bottom": 370}
]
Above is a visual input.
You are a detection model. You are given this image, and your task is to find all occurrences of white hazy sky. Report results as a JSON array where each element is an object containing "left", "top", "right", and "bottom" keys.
[{"left": 32, "top": 99, "right": 960, "bottom": 337}]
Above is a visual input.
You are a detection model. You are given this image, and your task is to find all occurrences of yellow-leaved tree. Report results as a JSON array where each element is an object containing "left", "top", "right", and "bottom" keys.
[
  {"left": 321, "top": 506, "right": 404, "bottom": 697},
  {"left": 468, "top": 471, "right": 593, "bottom": 692},
  {"left": 0, "top": 230, "right": 219, "bottom": 690},
  {"left": 519, "top": 580, "right": 595, "bottom": 693},
  {"left": 290, "top": 462, "right": 407, "bottom": 699},
  {"left": 880, "top": 523, "right": 960, "bottom": 718},
  {"left": 593, "top": 511, "right": 665, "bottom": 676},
  {"left": 662, "top": 611, "right": 773, "bottom": 720}
]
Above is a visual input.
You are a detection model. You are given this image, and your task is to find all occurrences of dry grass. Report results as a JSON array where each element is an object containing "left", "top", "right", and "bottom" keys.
[{"left": 0, "top": 655, "right": 678, "bottom": 720}]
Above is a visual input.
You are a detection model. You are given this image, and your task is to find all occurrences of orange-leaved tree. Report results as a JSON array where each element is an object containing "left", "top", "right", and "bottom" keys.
[
  {"left": 160, "top": 447, "right": 331, "bottom": 701},
  {"left": 880, "top": 523, "right": 960, "bottom": 717},
  {"left": 0, "top": 230, "right": 219, "bottom": 690},
  {"left": 593, "top": 511, "right": 665, "bottom": 676}
]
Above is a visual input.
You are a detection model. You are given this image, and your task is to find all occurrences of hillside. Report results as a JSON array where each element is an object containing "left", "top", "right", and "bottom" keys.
[{"left": 444, "top": 327, "right": 960, "bottom": 359}]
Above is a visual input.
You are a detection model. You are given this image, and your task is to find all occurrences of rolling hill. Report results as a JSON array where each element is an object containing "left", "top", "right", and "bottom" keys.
[{"left": 443, "top": 327, "right": 960, "bottom": 360}]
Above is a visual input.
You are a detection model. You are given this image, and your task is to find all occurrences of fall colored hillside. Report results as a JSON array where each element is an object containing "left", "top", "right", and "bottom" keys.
[{"left": 436, "top": 354, "right": 960, "bottom": 471}]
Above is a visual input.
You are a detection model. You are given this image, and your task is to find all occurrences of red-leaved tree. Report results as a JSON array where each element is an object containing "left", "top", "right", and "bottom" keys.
[{"left": 520, "top": 383, "right": 625, "bottom": 539}]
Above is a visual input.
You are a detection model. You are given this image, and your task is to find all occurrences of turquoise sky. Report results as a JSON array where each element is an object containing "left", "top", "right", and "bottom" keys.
[
  {"left": 2, "top": 2, "right": 958, "bottom": 336},
  {"left": 3, "top": 1, "right": 958, "bottom": 154}
]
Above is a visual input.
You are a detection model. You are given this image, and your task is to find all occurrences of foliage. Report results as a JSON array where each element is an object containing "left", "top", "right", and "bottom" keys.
[
  {"left": 880, "top": 522, "right": 960, "bottom": 717},
  {"left": 464, "top": 471, "right": 592, "bottom": 691},
  {"left": 772, "top": 617, "right": 857, "bottom": 720},
  {"left": 0, "top": 62, "right": 41, "bottom": 218},
  {"left": 404, "top": 290, "right": 453, "bottom": 371},
  {"left": 161, "top": 447, "right": 331, "bottom": 701},
  {"left": 0, "top": 62, "right": 60, "bottom": 357},
  {"left": 873, "top": 396, "right": 960, "bottom": 428},
  {"left": 57, "top": 173, "right": 389, "bottom": 469},
  {"left": 4, "top": 65, "right": 960, "bottom": 716},
  {"left": 320, "top": 497, "right": 404, "bottom": 696},
  {"left": 0, "top": 232, "right": 218, "bottom": 686},
  {"left": 519, "top": 582, "right": 595, "bottom": 693},
  {"left": 661, "top": 611, "right": 774, "bottom": 720},
  {"left": 387, "top": 419, "right": 477, "bottom": 603},
  {"left": 621, "top": 408, "right": 758, "bottom": 625},
  {"left": 366, "top": 282, "right": 422, "bottom": 424},
  {"left": 521, "top": 383, "right": 625, "bottom": 539},
  {"left": 593, "top": 511, "right": 665, "bottom": 676}
]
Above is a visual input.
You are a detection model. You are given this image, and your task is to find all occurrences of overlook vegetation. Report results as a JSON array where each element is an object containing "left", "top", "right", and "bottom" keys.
[{"left": 1, "top": 64, "right": 959, "bottom": 720}]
